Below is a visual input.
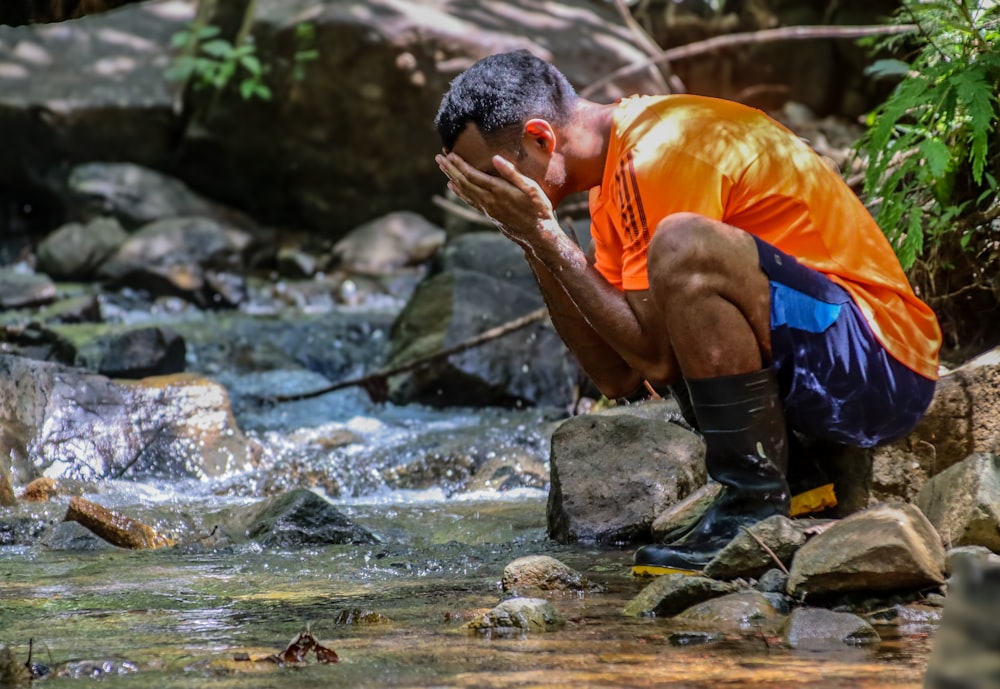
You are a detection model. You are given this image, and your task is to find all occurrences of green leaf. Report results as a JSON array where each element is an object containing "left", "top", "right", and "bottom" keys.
[
  {"left": 200, "top": 38, "right": 234, "bottom": 58},
  {"left": 239, "top": 79, "right": 256, "bottom": 100},
  {"left": 240, "top": 54, "right": 262, "bottom": 76},
  {"left": 865, "top": 58, "right": 912, "bottom": 79},
  {"left": 918, "top": 137, "right": 952, "bottom": 179},
  {"left": 254, "top": 83, "right": 273, "bottom": 101},
  {"left": 953, "top": 70, "right": 997, "bottom": 183}
]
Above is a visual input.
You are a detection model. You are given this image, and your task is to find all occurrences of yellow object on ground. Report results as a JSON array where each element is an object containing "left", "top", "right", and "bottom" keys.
[{"left": 789, "top": 483, "right": 837, "bottom": 517}]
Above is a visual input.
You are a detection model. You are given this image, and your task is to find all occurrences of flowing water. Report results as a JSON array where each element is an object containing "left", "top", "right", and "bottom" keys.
[{"left": 0, "top": 298, "right": 935, "bottom": 688}]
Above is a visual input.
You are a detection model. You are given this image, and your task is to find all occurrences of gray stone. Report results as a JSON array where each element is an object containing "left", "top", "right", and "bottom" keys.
[
  {"left": 624, "top": 574, "right": 737, "bottom": 618},
  {"left": 385, "top": 268, "right": 576, "bottom": 408},
  {"left": 35, "top": 217, "right": 129, "bottom": 280},
  {"left": 0, "top": 270, "right": 56, "bottom": 309},
  {"left": 501, "top": 555, "right": 601, "bottom": 594},
  {"left": 97, "top": 326, "right": 186, "bottom": 379},
  {"left": 244, "top": 489, "right": 379, "bottom": 548},
  {"left": 781, "top": 607, "right": 880, "bottom": 649},
  {"left": 468, "top": 597, "right": 565, "bottom": 634},
  {"left": 433, "top": 232, "right": 536, "bottom": 291},
  {"left": 672, "top": 590, "right": 783, "bottom": 635},
  {"left": 548, "top": 404, "right": 705, "bottom": 544},
  {"left": 42, "top": 520, "right": 120, "bottom": 551},
  {"left": 704, "top": 514, "right": 807, "bottom": 580},
  {"left": 330, "top": 211, "right": 445, "bottom": 275},
  {"left": 97, "top": 217, "right": 253, "bottom": 307},
  {"left": 786, "top": 503, "right": 947, "bottom": 599},
  {"left": 755, "top": 568, "right": 790, "bottom": 594},
  {"left": 915, "top": 453, "right": 1000, "bottom": 552}
]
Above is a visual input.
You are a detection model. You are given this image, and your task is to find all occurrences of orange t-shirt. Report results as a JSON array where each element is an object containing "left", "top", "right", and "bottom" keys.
[{"left": 588, "top": 95, "right": 941, "bottom": 380}]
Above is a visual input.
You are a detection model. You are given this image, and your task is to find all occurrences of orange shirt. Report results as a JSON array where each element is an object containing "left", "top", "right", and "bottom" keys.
[{"left": 589, "top": 95, "right": 941, "bottom": 380}]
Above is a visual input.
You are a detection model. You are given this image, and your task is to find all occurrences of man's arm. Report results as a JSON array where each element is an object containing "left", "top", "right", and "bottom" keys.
[{"left": 436, "top": 152, "right": 678, "bottom": 396}]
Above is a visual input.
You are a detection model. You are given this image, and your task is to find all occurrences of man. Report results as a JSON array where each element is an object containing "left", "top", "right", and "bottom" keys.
[{"left": 434, "top": 50, "right": 941, "bottom": 575}]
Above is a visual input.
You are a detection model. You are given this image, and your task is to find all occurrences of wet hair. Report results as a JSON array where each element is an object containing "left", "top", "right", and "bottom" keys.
[{"left": 434, "top": 50, "right": 577, "bottom": 150}]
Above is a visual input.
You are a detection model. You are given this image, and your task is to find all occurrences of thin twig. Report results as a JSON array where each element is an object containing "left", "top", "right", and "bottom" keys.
[
  {"left": 582, "top": 24, "right": 917, "bottom": 98},
  {"left": 739, "top": 525, "right": 789, "bottom": 575},
  {"left": 265, "top": 307, "right": 550, "bottom": 404},
  {"left": 431, "top": 194, "right": 495, "bottom": 227}
]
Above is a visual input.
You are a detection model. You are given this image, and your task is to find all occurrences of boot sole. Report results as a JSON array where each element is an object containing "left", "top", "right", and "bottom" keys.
[{"left": 631, "top": 564, "right": 701, "bottom": 577}]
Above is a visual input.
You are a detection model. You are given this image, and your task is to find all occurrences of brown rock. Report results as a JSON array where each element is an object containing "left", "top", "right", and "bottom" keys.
[
  {"left": 20, "top": 477, "right": 57, "bottom": 502},
  {"left": 65, "top": 496, "right": 176, "bottom": 549}
]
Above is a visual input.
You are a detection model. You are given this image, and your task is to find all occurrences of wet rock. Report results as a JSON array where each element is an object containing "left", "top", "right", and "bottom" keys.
[
  {"left": 0, "top": 458, "right": 15, "bottom": 507},
  {"left": 384, "top": 268, "right": 576, "bottom": 408},
  {"left": 276, "top": 247, "right": 319, "bottom": 279},
  {"left": 624, "top": 574, "right": 737, "bottom": 618},
  {"left": 0, "top": 645, "right": 32, "bottom": 686},
  {"left": 755, "top": 568, "right": 790, "bottom": 594},
  {"left": 0, "top": 323, "right": 77, "bottom": 364},
  {"left": 0, "top": 270, "right": 56, "bottom": 309},
  {"left": 19, "top": 477, "right": 57, "bottom": 502},
  {"left": 650, "top": 482, "right": 720, "bottom": 542},
  {"left": 65, "top": 496, "right": 176, "bottom": 549},
  {"left": 468, "top": 597, "right": 565, "bottom": 634},
  {"left": 466, "top": 450, "right": 548, "bottom": 493},
  {"left": 672, "top": 590, "right": 783, "bottom": 635},
  {"left": 433, "top": 231, "right": 535, "bottom": 291},
  {"left": 42, "top": 520, "right": 121, "bottom": 551},
  {"left": 97, "top": 326, "right": 186, "bottom": 379},
  {"left": 244, "top": 489, "right": 379, "bottom": 548},
  {"left": 66, "top": 162, "right": 255, "bottom": 231},
  {"left": 501, "top": 555, "right": 601, "bottom": 594},
  {"left": 703, "top": 515, "right": 807, "bottom": 580},
  {"left": 786, "top": 503, "right": 947, "bottom": 599},
  {"left": 925, "top": 552, "right": 1000, "bottom": 689},
  {"left": 781, "top": 607, "right": 880, "bottom": 649},
  {"left": 0, "top": 503, "right": 63, "bottom": 546},
  {"left": 0, "top": 355, "right": 258, "bottom": 481},
  {"left": 945, "top": 545, "right": 1000, "bottom": 576},
  {"left": 869, "top": 347, "right": 1000, "bottom": 504},
  {"left": 548, "top": 402, "right": 706, "bottom": 544},
  {"left": 97, "top": 217, "right": 252, "bottom": 307},
  {"left": 32, "top": 294, "right": 102, "bottom": 325},
  {"left": 915, "top": 453, "right": 1000, "bottom": 552},
  {"left": 330, "top": 212, "right": 446, "bottom": 275},
  {"left": 35, "top": 217, "right": 128, "bottom": 280},
  {"left": 869, "top": 603, "right": 943, "bottom": 636}
]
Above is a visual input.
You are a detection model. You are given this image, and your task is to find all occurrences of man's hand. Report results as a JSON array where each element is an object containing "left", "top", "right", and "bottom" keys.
[{"left": 434, "top": 152, "right": 560, "bottom": 249}]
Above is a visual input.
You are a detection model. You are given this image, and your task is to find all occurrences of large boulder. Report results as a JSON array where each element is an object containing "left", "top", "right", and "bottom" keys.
[
  {"left": 383, "top": 268, "right": 577, "bottom": 408},
  {"left": 547, "top": 400, "right": 706, "bottom": 544},
  {"left": 0, "top": 354, "right": 259, "bottom": 482}
]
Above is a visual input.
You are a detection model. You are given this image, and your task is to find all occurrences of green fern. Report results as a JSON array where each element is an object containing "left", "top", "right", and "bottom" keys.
[{"left": 855, "top": 0, "right": 1000, "bottom": 271}]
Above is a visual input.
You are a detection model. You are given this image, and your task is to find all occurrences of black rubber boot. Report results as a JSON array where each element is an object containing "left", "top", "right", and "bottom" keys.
[{"left": 633, "top": 367, "right": 791, "bottom": 575}]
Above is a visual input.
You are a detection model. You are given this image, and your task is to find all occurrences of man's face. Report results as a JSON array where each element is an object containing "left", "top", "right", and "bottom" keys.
[{"left": 449, "top": 123, "right": 554, "bottom": 197}]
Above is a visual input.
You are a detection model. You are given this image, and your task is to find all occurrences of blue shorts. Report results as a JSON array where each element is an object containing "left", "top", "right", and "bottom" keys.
[{"left": 754, "top": 236, "right": 935, "bottom": 447}]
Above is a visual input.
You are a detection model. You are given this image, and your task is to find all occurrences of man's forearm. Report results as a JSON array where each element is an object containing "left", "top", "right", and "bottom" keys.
[{"left": 521, "top": 223, "right": 676, "bottom": 396}]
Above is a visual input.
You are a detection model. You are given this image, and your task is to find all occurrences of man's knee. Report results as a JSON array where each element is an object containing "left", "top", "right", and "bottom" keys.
[{"left": 648, "top": 213, "right": 720, "bottom": 286}]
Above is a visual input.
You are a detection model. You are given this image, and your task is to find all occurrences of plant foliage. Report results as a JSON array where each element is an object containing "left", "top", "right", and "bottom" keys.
[
  {"left": 167, "top": 23, "right": 271, "bottom": 101},
  {"left": 855, "top": 0, "right": 1000, "bottom": 272}
]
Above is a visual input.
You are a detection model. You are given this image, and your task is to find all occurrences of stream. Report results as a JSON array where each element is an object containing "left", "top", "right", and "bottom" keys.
[{"left": 0, "top": 288, "right": 935, "bottom": 688}]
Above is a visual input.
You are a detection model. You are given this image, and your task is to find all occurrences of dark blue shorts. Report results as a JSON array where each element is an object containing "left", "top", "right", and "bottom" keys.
[{"left": 753, "top": 236, "right": 935, "bottom": 447}]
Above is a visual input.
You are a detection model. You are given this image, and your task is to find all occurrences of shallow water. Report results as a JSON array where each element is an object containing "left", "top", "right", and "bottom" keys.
[{"left": 0, "top": 494, "right": 932, "bottom": 688}]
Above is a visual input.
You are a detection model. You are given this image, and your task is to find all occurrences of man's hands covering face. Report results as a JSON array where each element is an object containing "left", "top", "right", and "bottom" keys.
[{"left": 434, "top": 152, "right": 559, "bottom": 249}]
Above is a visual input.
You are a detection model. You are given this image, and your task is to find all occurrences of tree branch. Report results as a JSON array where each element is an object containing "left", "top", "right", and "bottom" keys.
[{"left": 581, "top": 24, "right": 917, "bottom": 98}]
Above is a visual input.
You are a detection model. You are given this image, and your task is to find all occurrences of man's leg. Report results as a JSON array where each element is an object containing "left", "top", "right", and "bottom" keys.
[{"left": 632, "top": 213, "right": 791, "bottom": 575}]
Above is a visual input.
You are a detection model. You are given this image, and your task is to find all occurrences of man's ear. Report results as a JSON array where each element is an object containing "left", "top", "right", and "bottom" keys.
[{"left": 523, "top": 119, "right": 556, "bottom": 154}]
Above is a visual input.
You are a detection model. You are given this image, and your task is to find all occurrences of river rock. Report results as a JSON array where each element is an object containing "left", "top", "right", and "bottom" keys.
[
  {"left": 672, "top": 590, "right": 783, "bottom": 636},
  {"left": 66, "top": 161, "right": 256, "bottom": 231},
  {"left": 703, "top": 515, "right": 808, "bottom": 581},
  {"left": 786, "top": 502, "right": 947, "bottom": 599},
  {"left": 0, "top": 270, "right": 56, "bottom": 310},
  {"left": 34, "top": 217, "right": 129, "bottom": 280},
  {"left": 432, "top": 232, "right": 536, "bottom": 292},
  {"left": 243, "top": 489, "right": 379, "bottom": 548},
  {"left": 650, "top": 482, "right": 721, "bottom": 542},
  {"left": 96, "top": 217, "right": 253, "bottom": 307},
  {"left": 915, "top": 453, "right": 1000, "bottom": 552},
  {"left": 0, "top": 355, "right": 259, "bottom": 482},
  {"left": 547, "top": 402, "right": 706, "bottom": 544},
  {"left": 781, "top": 607, "right": 880, "bottom": 649},
  {"left": 41, "top": 520, "right": 119, "bottom": 551},
  {"left": 624, "top": 574, "right": 737, "bottom": 618},
  {"left": 501, "top": 555, "right": 600, "bottom": 595},
  {"left": 869, "top": 347, "right": 1000, "bottom": 504},
  {"left": 329, "top": 212, "right": 446, "bottom": 275},
  {"left": 924, "top": 551, "right": 1000, "bottom": 689},
  {"left": 0, "top": 323, "right": 76, "bottom": 364},
  {"left": 468, "top": 597, "right": 565, "bottom": 634},
  {"left": 95, "top": 326, "right": 186, "bottom": 379},
  {"left": 384, "top": 268, "right": 577, "bottom": 408}
]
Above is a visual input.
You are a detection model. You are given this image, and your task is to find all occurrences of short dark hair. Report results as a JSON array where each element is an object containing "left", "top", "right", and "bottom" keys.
[{"left": 434, "top": 50, "right": 577, "bottom": 150}]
